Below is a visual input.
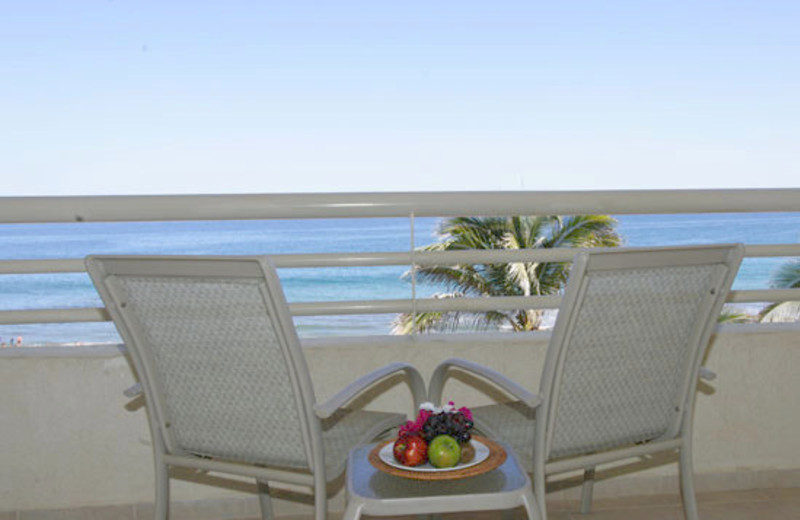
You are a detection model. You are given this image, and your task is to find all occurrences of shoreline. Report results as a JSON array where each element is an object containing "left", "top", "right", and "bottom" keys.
[{"left": 2, "top": 303, "right": 773, "bottom": 347}]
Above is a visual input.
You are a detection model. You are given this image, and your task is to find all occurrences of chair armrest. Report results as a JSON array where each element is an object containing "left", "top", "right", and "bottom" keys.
[
  {"left": 699, "top": 366, "right": 717, "bottom": 381},
  {"left": 428, "top": 358, "right": 542, "bottom": 409},
  {"left": 314, "top": 362, "right": 426, "bottom": 419},
  {"left": 123, "top": 382, "right": 142, "bottom": 398}
]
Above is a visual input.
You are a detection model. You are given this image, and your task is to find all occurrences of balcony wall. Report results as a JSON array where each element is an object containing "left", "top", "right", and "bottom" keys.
[{"left": 2, "top": 325, "right": 799, "bottom": 516}]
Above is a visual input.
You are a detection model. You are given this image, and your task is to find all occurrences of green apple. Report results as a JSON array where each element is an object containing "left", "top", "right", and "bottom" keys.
[{"left": 427, "top": 435, "right": 461, "bottom": 468}]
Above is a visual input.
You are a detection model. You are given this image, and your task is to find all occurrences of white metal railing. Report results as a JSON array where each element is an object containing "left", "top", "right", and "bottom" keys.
[
  {"left": 2, "top": 189, "right": 800, "bottom": 222},
  {"left": 1, "top": 189, "right": 799, "bottom": 331}
]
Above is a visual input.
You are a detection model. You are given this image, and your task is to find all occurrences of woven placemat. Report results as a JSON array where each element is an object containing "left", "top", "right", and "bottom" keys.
[{"left": 368, "top": 435, "right": 506, "bottom": 481}]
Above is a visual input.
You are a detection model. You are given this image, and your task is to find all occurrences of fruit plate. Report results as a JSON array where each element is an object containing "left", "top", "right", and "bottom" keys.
[{"left": 368, "top": 435, "right": 507, "bottom": 481}]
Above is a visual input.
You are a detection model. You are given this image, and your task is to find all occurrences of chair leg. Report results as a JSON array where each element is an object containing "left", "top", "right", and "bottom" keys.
[
  {"left": 257, "top": 480, "right": 275, "bottom": 520},
  {"left": 679, "top": 444, "right": 699, "bottom": 520},
  {"left": 314, "top": 474, "right": 327, "bottom": 520},
  {"left": 533, "top": 467, "right": 547, "bottom": 520},
  {"left": 154, "top": 461, "right": 169, "bottom": 520},
  {"left": 579, "top": 467, "right": 595, "bottom": 514}
]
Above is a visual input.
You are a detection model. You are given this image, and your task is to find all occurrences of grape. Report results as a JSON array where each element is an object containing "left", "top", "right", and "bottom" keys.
[{"left": 421, "top": 410, "right": 474, "bottom": 443}]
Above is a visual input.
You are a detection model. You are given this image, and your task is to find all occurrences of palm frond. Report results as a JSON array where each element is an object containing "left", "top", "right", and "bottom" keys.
[
  {"left": 759, "top": 301, "right": 800, "bottom": 323},
  {"left": 412, "top": 265, "right": 493, "bottom": 295},
  {"left": 391, "top": 294, "right": 515, "bottom": 334},
  {"left": 547, "top": 215, "right": 621, "bottom": 249},
  {"left": 757, "top": 260, "right": 800, "bottom": 323},
  {"left": 718, "top": 307, "right": 754, "bottom": 323},
  {"left": 770, "top": 260, "right": 800, "bottom": 289}
]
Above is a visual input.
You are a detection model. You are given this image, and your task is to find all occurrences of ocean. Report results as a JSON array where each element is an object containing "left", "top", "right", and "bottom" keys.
[{"left": 1, "top": 213, "right": 798, "bottom": 345}]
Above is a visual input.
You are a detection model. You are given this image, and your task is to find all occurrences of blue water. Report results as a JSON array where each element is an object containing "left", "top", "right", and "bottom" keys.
[{"left": 1, "top": 213, "right": 798, "bottom": 345}]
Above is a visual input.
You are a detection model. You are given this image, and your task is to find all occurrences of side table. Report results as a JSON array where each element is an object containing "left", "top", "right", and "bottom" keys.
[{"left": 343, "top": 441, "right": 540, "bottom": 520}]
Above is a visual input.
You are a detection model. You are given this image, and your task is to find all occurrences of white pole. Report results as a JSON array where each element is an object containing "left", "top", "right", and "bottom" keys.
[{"left": 410, "top": 212, "right": 417, "bottom": 335}]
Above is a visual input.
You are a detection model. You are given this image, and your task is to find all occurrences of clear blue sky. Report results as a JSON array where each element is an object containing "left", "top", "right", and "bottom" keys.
[{"left": 2, "top": 1, "right": 798, "bottom": 195}]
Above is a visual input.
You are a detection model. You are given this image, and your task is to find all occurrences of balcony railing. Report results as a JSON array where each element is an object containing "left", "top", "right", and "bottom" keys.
[
  {"left": 2, "top": 189, "right": 799, "bottom": 516},
  {"left": 1, "top": 189, "right": 799, "bottom": 336}
]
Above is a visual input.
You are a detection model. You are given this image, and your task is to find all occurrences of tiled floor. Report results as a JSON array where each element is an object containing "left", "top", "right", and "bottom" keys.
[
  {"left": 542, "top": 488, "right": 799, "bottom": 520},
  {"left": 258, "top": 487, "right": 799, "bottom": 520},
  {"left": 6, "top": 487, "right": 796, "bottom": 519}
]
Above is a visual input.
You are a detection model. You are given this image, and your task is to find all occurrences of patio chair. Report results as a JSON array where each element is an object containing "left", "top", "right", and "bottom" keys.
[
  {"left": 428, "top": 244, "right": 744, "bottom": 520},
  {"left": 86, "top": 255, "right": 426, "bottom": 520}
]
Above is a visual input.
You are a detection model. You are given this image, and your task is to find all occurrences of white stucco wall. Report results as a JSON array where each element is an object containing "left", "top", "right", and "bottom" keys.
[{"left": 1, "top": 325, "right": 799, "bottom": 513}]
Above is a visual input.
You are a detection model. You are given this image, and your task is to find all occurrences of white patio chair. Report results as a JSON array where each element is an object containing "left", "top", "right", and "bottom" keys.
[
  {"left": 86, "top": 255, "right": 426, "bottom": 520},
  {"left": 429, "top": 244, "right": 744, "bottom": 520}
]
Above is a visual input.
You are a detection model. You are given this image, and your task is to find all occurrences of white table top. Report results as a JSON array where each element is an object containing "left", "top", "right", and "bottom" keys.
[{"left": 344, "top": 441, "right": 538, "bottom": 518}]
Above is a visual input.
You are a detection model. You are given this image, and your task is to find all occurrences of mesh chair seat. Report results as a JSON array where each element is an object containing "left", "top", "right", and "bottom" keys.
[
  {"left": 471, "top": 401, "right": 537, "bottom": 471},
  {"left": 471, "top": 398, "right": 667, "bottom": 473},
  {"left": 321, "top": 408, "right": 404, "bottom": 478}
]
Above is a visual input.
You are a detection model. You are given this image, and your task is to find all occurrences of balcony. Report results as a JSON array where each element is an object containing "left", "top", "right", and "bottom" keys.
[{"left": 1, "top": 190, "right": 799, "bottom": 519}]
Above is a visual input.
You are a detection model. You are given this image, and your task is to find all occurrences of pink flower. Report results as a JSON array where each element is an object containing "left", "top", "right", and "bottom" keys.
[
  {"left": 458, "top": 406, "right": 473, "bottom": 421},
  {"left": 398, "top": 420, "right": 419, "bottom": 436},
  {"left": 398, "top": 408, "right": 434, "bottom": 437},
  {"left": 416, "top": 409, "right": 432, "bottom": 428}
]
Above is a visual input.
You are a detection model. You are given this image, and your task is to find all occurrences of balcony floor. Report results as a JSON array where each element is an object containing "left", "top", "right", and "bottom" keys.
[
  {"left": 6, "top": 486, "right": 798, "bottom": 519},
  {"left": 240, "top": 487, "right": 799, "bottom": 520}
]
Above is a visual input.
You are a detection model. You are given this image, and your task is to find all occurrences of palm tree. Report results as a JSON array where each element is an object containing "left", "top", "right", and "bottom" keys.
[
  {"left": 759, "top": 259, "right": 800, "bottom": 323},
  {"left": 392, "top": 215, "right": 621, "bottom": 334}
]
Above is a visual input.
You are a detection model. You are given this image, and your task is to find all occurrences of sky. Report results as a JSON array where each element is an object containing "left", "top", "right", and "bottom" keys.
[{"left": 1, "top": 1, "right": 798, "bottom": 196}]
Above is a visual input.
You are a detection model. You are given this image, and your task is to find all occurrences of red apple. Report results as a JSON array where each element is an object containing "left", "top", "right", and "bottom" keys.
[{"left": 393, "top": 433, "right": 428, "bottom": 466}]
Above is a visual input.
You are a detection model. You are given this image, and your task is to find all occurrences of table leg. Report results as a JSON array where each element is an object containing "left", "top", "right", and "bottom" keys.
[
  {"left": 521, "top": 488, "right": 541, "bottom": 520},
  {"left": 342, "top": 501, "right": 363, "bottom": 520}
]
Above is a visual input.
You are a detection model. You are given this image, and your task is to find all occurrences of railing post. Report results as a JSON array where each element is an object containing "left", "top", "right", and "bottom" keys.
[{"left": 410, "top": 211, "right": 417, "bottom": 335}]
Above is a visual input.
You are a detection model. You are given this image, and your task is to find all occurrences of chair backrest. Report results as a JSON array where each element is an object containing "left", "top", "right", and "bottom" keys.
[
  {"left": 539, "top": 245, "right": 743, "bottom": 461},
  {"left": 86, "top": 255, "right": 320, "bottom": 471}
]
